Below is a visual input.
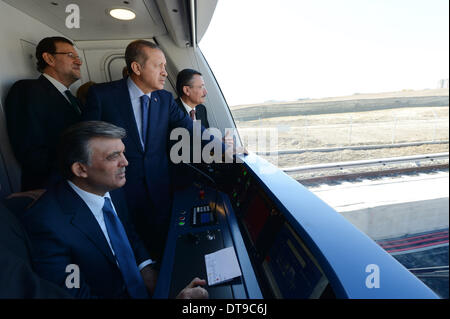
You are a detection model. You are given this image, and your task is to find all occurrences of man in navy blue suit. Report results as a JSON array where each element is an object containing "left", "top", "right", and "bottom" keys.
[
  {"left": 21, "top": 121, "right": 208, "bottom": 298},
  {"left": 82, "top": 40, "right": 224, "bottom": 260},
  {"left": 0, "top": 200, "right": 72, "bottom": 298},
  {"left": 5, "top": 36, "right": 83, "bottom": 191}
]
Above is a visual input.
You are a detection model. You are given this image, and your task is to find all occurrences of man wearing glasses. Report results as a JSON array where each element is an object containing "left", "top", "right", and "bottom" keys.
[{"left": 5, "top": 36, "right": 83, "bottom": 191}]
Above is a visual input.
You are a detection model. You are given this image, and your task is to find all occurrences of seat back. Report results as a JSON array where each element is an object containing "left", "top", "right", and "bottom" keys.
[{"left": 0, "top": 99, "right": 21, "bottom": 198}]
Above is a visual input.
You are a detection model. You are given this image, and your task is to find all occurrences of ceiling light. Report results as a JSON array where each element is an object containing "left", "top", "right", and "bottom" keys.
[{"left": 109, "top": 8, "right": 136, "bottom": 20}]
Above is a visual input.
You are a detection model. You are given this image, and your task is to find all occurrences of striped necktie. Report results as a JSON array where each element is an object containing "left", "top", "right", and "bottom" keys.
[
  {"left": 189, "top": 109, "right": 196, "bottom": 120},
  {"left": 64, "top": 90, "right": 81, "bottom": 114}
]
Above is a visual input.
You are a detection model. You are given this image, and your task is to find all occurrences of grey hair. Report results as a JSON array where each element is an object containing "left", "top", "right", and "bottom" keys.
[{"left": 58, "top": 121, "right": 126, "bottom": 179}]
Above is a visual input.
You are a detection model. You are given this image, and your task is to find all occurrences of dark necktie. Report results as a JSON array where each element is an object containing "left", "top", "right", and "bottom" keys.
[
  {"left": 102, "top": 197, "right": 149, "bottom": 299},
  {"left": 189, "top": 109, "right": 196, "bottom": 121},
  {"left": 64, "top": 90, "right": 81, "bottom": 114},
  {"left": 140, "top": 95, "right": 150, "bottom": 147}
]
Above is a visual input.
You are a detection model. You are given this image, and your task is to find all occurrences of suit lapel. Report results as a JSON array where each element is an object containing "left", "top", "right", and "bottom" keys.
[
  {"left": 116, "top": 79, "right": 144, "bottom": 153},
  {"left": 109, "top": 190, "right": 127, "bottom": 225},
  {"left": 176, "top": 98, "right": 189, "bottom": 115},
  {"left": 196, "top": 105, "right": 204, "bottom": 122},
  {"left": 38, "top": 75, "right": 79, "bottom": 116},
  {"left": 57, "top": 182, "right": 116, "bottom": 266}
]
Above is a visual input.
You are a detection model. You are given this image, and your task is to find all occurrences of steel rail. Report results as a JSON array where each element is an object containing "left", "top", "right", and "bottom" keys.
[
  {"left": 257, "top": 140, "right": 449, "bottom": 156},
  {"left": 282, "top": 152, "right": 449, "bottom": 173}
]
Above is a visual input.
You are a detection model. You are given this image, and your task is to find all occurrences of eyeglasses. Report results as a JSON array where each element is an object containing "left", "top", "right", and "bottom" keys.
[
  {"left": 52, "top": 52, "right": 82, "bottom": 62},
  {"left": 188, "top": 84, "right": 206, "bottom": 90}
]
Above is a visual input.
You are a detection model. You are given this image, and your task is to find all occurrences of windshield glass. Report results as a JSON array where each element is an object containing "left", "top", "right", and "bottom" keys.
[{"left": 200, "top": 0, "right": 449, "bottom": 298}]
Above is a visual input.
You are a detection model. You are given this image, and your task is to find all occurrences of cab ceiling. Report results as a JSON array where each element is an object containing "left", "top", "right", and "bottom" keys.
[{"left": 2, "top": 0, "right": 217, "bottom": 47}]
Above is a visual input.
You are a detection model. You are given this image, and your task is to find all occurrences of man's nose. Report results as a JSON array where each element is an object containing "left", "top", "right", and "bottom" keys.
[{"left": 120, "top": 154, "right": 128, "bottom": 167}]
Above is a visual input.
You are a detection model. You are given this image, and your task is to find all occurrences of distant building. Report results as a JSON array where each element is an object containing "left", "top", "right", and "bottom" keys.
[{"left": 438, "top": 79, "right": 449, "bottom": 89}]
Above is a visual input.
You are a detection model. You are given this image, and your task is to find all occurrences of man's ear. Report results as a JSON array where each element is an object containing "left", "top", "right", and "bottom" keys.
[
  {"left": 131, "top": 61, "right": 141, "bottom": 76},
  {"left": 42, "top": 52, "right": 56, "bottom": 67},
  {"left": 71, "top": 162, "right": 88, "bottom": 178},
  {"left": 182, "top": 85, "right": 190, "bottom": 97}
]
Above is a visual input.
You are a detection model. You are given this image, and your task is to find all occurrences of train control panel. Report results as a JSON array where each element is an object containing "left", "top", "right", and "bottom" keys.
[{"left": 153, "top": 154, "right": 439, "bottom": 299}]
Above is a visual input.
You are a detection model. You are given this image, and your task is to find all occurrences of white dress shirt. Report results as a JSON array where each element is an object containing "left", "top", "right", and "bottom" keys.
[
  {"left": 180, "top": 98, "right": 196, "bottom": 120},
  {"left": 127, "top": 77, "right": 152, "bottom": 148},
  {"left": 68, "top": 181, "right": 153, "bottom": 270},
  {"left": 42, "top": 73, "right": 71, "bottom": 103}
]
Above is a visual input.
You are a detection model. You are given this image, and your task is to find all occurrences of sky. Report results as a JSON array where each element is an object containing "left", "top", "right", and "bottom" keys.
[{"left": 199, "top": 0, "right": 450, "bottom": 106}]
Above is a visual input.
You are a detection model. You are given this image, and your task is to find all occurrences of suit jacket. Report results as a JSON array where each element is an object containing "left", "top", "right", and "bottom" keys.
[
  {"left": 175, "top": 97, "right": 210, "bottom": 129},
  {"left": 5, "top": 75, "right": 81, "bottom": 191},
  {"left": 170, "top": 98, "right": 211, "bottom": 184},
  {"left": 21, "top": 181, "right": 150, "bottom": 299},
  {"left": 0, "top": 200, "right": 71, "bottom": 298},
  {"left": 83, "top": 80, "right": 210, "bottom": 227}
]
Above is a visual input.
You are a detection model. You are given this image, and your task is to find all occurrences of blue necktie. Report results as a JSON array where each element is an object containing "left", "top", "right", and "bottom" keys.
[
  {"left": 102, "top": 197, "right": 149, "bottom": 299},
  {"left": 140, "top": 95, "right": 150, "bottom": 147}
]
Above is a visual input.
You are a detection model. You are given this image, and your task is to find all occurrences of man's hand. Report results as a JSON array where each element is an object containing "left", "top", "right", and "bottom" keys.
[
  {"left": 140, "top": 264, "right": 158, "bottom": 296},
  {"left": 222, "top": 131, "right": 248, "bottom": 163},
  {"left": 222, "top": 130, "right": 234, "bottom": 148},
  {"left": 176, "top": 277, "right": 209, "bottom": 299}
]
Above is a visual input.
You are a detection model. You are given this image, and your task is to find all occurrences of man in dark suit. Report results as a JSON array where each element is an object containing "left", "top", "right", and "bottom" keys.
[
  {"left": 0, "top": 199, "right": 72, "bottom": 298},
  {"left": 170, "top": 69, "right": 212, "bottom": 188},
  {"left": 175, "top": 68, "right": 210, "bottom": 129},
  {"left": 5, "top": 36, "right": 82, "bottom": 191},
  {"left": 21, "top": 121, "right": 208, "bottom": 299},
  {"left": 83, "top": 40, "right": 224, "bottom": 260}
]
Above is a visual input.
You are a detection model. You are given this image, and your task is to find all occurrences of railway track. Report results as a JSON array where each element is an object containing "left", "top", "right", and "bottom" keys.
[
  {"left": 281, "top": 152, "right": 449, "bottom": 184},
  {"left": 295, "top": 163, "right": 449, "bottom": 185},
  {"left": 377, "top": 229, "right": 449, "bottom": 255}
]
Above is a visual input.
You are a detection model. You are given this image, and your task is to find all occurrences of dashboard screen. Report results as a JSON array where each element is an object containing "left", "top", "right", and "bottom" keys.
[
  {"left": 261, "top": 223, "right": 328, "bottom": 298},
  {"left": 242, "top": 193, "right": 271, "bottom": 244}
]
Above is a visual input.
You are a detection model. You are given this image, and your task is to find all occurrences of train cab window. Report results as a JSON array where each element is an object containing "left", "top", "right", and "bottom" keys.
[{"left": 201, "top": 0, "right": 449, "bottom": 298}]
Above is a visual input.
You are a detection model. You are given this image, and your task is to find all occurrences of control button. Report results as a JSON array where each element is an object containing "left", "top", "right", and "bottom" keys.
[
  {"left": 179, "top": 216, "right": 185, "bottom": 221},
  {"left": 180, "top": 210, "right": 186, "bottom": 215},
  {"left": 178, "top": 221, "right": 185, "bottom": 226}
]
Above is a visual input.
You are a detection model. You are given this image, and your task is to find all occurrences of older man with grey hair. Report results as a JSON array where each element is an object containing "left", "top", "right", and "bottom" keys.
[{"left": 21, "top": 121, "right": 208, "bottom": 299}]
